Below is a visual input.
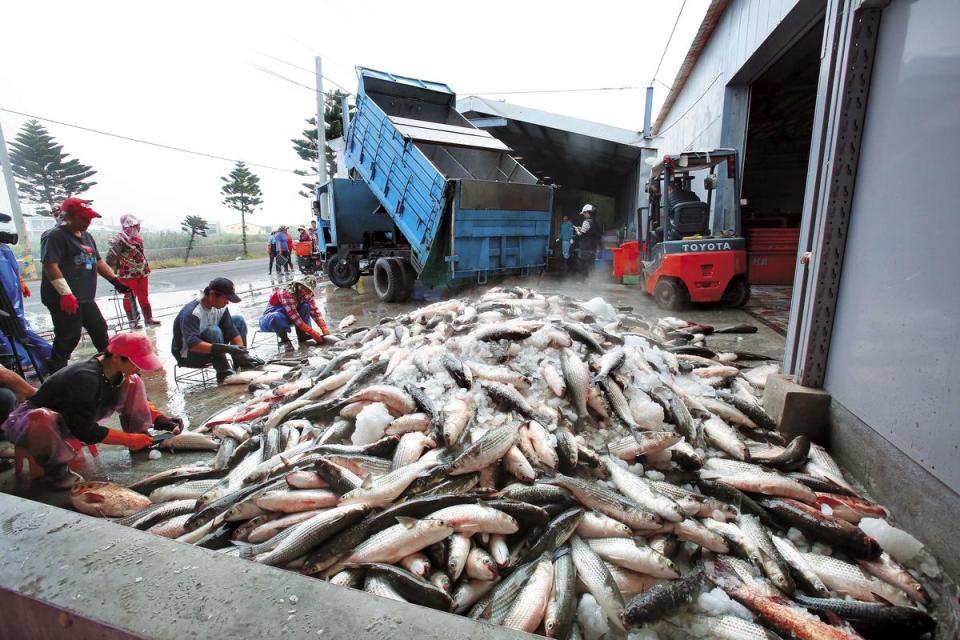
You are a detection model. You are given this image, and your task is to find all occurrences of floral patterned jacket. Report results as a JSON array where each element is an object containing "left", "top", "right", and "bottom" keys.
[{"left": 106, "top": 232, "right": 150, "bottom": 279}]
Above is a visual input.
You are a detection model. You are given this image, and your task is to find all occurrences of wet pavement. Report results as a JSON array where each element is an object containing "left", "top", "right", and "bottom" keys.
[{"left": 2, "top": 263, "right": 786, "bottom": 510}]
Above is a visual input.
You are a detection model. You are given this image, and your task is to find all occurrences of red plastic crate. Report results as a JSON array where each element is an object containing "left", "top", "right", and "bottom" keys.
[
  {"left": 746, "top": 228, "right": 801, "bottom": 285},
  {"left": 612, "top": 241, "right": 641, "bottom": 278}
]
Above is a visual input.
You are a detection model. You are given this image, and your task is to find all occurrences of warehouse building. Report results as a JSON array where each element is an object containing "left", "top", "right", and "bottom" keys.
[{"left": 652, "top": 0, "right": 959, "bottom": 577}]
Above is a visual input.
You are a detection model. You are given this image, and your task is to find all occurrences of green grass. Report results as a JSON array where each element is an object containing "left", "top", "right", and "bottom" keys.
[{"left": 150, "top": 254, "right": 260, "bottom": 270}]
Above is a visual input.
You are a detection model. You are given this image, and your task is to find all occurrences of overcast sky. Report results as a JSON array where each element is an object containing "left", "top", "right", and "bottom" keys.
[{"left": 0, "top": 0, "right": 708, "bottom": 233}]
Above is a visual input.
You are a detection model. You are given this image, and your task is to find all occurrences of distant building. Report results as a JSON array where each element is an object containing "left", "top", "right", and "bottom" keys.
[
  {"left": 223, "top": 222, "right": 270, "bottom": 235},
  {"left": 23, "top": 214, "right": 56, "bottom": 236}
]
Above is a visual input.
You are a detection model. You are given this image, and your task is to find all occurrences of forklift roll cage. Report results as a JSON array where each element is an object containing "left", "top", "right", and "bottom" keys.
[{"left": 646, "top": 148, "right": 740, "bottom": 249}]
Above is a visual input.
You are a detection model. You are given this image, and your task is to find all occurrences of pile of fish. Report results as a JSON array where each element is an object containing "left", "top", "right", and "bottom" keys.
[{"left": 79, "top": 288, "right": 939, "bottom": 639}]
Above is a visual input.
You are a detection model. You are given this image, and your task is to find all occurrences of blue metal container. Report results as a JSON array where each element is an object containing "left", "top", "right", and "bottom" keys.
[{"left": 344, "top": 67, "right": 553, "bottom": 288}]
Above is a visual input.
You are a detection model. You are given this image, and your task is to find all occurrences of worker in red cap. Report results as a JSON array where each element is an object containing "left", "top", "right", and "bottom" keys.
[
  {"left": 0, "top": 332, "right": 183, "bottom": 488},
  {"left": 41, "top": 197, "right": 134, "bottom": 371}
]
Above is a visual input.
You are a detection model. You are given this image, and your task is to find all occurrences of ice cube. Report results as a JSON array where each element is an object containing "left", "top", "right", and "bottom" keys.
[
  {"left": 576, "top": 593, "right": 609, "bottom": 640},
  {"left": 859, "top": 518, "right": 924, "bottom": 563}
]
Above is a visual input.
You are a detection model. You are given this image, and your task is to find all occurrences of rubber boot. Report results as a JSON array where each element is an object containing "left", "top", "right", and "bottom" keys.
[
  {"left": 126, "top": 309, "right": 142, "bottom": 329},
  {"left": 279, "top": 334, "right": 295, "bottom": 353},
  {"left": 143, "top": 302, "right": 161, "bottom": 325},
  {"left": 212, "top": 353, "right": 236, "bottom": 384}
]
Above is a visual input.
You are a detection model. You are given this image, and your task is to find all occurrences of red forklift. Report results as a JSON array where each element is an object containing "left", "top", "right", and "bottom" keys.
[{"left": 640, "top": 149, "right": 749, "bottom": 309}]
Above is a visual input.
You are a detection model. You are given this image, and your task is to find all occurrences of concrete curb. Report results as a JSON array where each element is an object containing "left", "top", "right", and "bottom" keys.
[{"left": 0, "top": 494, "right": 532, "bottom": 640}]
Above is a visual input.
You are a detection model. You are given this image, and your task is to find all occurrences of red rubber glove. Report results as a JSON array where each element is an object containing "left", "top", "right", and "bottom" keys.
[
  {"left": 307, "top": 328, "right": 325, "bottom": 344},
  {"left": 59, "top": 293, "right": 79, "bottom": 314},
  {"left": 19, "top": 275, "right": 30, "bottom": 297},
  {"left": 101, "top": 430, "right": 153, "bottom": 451}
]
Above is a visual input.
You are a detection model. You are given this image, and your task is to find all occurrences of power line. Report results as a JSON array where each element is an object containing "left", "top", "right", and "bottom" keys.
[
  {"left": 249, "top": 63, "right": 318, "bottom": 92},
  {"left": 466, "top": 86, "right": 641, "bottom": 96},
  {"left": 651, "top": 0, "right": 687, "bottom": 85},
  {"left": 0, "top": 107, "right": 297, "bottom": 174},
  {"left": 653, "top": 78, "right": 673, "bottom": 92},
  {"left": 656, "top": 72, "right": 722, "bottom": 137},
  {"left": 249, "top": 62, "right": 354, "bottom": 98},
  {"left": 282, "top": 35, "right": 358, "bottom": 80},
  {"left": 255, "top": 53, "right": 355, "bottom": 95},
  {"left": 257, "top": 52, "right": 314, "bottom": 75}
]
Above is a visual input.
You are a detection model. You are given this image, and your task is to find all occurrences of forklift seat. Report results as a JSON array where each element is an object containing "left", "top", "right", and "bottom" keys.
[{"left": 671, "top": 201, "right": 710, "bottom": 237}]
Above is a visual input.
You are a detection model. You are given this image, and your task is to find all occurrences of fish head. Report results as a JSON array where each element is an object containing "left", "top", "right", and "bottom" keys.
[
  {"left": 770, "top": 571, "right": 792, "bottom": 591},
  {"left": 544, "top": 619, "right": 558, "bottom": 638}
]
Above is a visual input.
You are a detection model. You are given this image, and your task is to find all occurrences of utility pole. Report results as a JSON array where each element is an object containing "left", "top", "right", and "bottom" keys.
[
  {"left": 0, "top": 121, "right": 37, "bottom": 278},
  {"left": 315, "top": 56, "right": 329, "bottom": 219},
  {"left": 341, "top": 94, "right": 351, "bottom": 141}
]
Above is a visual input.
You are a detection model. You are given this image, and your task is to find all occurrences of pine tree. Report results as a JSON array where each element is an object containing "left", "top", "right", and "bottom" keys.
[
  {"left": 220, "top": 161, "right": 263, "bottom": 256},
  {"left": 291, "top": 89, "right": 353, "bottom": 198},
  {"left": 9, "top": 120, "right": 97, "bottom": 215},
  {"left": 180, "top": 215, "right": 209, "bottom": 262}
]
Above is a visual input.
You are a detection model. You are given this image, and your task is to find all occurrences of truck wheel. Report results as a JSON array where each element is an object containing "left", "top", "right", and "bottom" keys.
[
  {"left": 393, "top": 258, "right": 417, "bottom": 302},
  {"left": 654, "top": 278, "right": 690, "bottom": 310},
  {"left": 326, "top": 254, "right": 360, "bottom": 288},
  {"left": 721, "top": 277, "right": 751, "bottom": 308},
  {"left": 373, "top": 258, "right": 404, "bottom": 302}
]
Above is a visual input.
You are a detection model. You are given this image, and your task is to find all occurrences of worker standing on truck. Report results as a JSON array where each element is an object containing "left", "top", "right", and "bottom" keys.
[
  {"left": 574, "top": 204, "right": 600, "bottom": 276},
  {"left": 171, "top": 278, "right": 260, "bottom": 383},
  {"left": 258, "top": 276, "right": 328, "bottom": 352},
  {"left": 0, "top": 332, "right": 184, "bottom": 489},
  {"left": 41, "top": 198, "right": 133, "bottom": 372}
]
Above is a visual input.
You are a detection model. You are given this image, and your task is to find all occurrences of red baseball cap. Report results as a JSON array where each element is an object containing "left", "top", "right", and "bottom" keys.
[
  {"left": 60, "top": 197, "right": 101, "bottom": 219},
  {"left": 106, "top": 332, "right": 163, "bottom": 371}
]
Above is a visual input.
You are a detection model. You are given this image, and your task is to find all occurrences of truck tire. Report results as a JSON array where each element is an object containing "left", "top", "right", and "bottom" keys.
[
  {"left": 721, "top": 276, "right": 751, "bottom": 308},
  {"left": 326, "top": 254, "right": 360, "bottom": 288},
  {"left": 373, "top": 258, "right": 404, "bottom": 302},
  {"left": 393, "top": 258, "right": 417, "bottom": 302},
  {"left": 654, "top": 278, "right": 690, "bottom": 310}
]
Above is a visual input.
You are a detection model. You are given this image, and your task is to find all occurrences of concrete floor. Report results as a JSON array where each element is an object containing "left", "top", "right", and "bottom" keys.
[{"left": 2, "top": 263, "right": 786, "bottom": 508}]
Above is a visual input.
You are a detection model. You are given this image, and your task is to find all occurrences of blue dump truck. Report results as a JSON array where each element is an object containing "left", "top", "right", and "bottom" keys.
[{"left": 315, "top": 68, "right": 554, "bottom": 302}]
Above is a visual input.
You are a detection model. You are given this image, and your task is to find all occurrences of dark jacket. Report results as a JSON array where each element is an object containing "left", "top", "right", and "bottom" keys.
[{"left": 29, "top": 358, "right": 119, "bottom": 443}]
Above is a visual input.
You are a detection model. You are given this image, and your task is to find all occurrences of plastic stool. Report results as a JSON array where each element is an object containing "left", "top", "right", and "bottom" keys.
[
  {"left": 250, "top": 330, "right": 284, "bottom": 350},
  {"left": 173, "top": 364, "right": 215, "bottom": 389}
]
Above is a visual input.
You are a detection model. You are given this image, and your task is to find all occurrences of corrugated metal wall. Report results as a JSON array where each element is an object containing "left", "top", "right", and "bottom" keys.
[
  {"left": 824, "top": 0, "right": 960, "bottom": 493},
  {"left": 656, "top": 0, "right": 801, "bottom": 154}
]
